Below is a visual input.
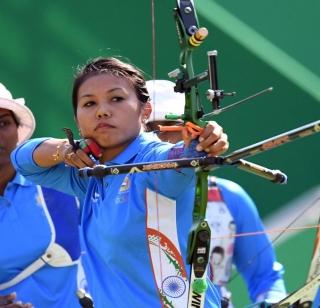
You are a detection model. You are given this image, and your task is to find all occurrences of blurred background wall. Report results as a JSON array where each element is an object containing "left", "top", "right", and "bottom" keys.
[{"left": 0, "top": 0, "right": 319, "bottom": 305}]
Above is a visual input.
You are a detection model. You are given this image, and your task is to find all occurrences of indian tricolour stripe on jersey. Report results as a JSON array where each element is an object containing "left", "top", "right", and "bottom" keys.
[{"left": 146, "top": 188, "right": 189, "bottom": 308}]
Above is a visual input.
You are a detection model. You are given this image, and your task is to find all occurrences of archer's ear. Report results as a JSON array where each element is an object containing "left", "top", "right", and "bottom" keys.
[{"left": 143, "top": 102, "right": 152, "bottom": 121}]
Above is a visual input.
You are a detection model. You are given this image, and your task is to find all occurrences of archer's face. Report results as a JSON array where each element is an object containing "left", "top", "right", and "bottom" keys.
[
  {"left": 76, "top": 74, "right": 147, "bottom": 161},
  {"left": 0, "top": 108, "right": 18, "bottom": 168}
]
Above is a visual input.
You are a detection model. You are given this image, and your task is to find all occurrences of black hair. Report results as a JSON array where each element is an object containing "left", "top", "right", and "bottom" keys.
[{"left": 72, "top": 57, "right": 150, "bottom": 116}]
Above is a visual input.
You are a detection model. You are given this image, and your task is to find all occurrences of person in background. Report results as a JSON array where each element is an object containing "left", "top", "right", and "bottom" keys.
[
  {"left": 0, "top": 83, "right": 83, "bottom": 307},
  {"left": 11, "top": 57, "right": 229, "bottom": 307},
  {"left": 146, "top": 79, "right": 287, "bottom": 307}
]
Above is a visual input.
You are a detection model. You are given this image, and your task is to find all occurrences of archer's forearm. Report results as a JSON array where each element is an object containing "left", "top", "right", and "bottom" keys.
[
  {"left": 11, "top": 137, "right": 68, "bottom": 168},
  {"left": 32, "top": 138, "right": 69, "bottom": 167}
]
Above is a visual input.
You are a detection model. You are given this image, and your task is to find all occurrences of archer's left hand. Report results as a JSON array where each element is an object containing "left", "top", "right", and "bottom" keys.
[{"left": 194, "top": 121, "right": 229, "bottom": 157}]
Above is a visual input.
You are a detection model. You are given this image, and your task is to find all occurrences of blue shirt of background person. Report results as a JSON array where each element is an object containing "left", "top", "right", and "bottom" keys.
[
  {"left": 0, "top": 83, "right": 82, "bottom": 307},
  {"left": 207, "top": 177, "right": 286, "bottom": 306},
  {"left": 11, "top": 57, "right": 230, "bottom": 307}
]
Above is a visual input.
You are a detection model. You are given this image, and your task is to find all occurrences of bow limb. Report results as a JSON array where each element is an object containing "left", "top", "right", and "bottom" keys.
[
  {"left": 273, "top": 216, "right": 320, "bottom": 307},
  {"left": 307, "top": 214, "right": 320, "bottom": 282}
]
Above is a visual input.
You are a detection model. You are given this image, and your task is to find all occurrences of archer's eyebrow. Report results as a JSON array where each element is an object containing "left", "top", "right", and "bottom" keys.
[{"left": 79, "top": 88, "right": 125, "bottom": 99}]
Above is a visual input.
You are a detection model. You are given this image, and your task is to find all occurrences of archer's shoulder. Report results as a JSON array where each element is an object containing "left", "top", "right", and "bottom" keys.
[
  {"left": 138, "top": 132, "right": 176, "bottom": 156},
  {"left": 139, "top": 132, "right": 163, "bottom": 146}
]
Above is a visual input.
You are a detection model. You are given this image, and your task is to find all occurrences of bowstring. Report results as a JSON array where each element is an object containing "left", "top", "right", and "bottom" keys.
[
  {"left": 228, "top": 196, "right": 320, "bottom": 284},
  {"left": 150, "top": 0, "right": 164, "bottom": 295},
  {"left": 211, "top": 225, "right": 320, "bottom": 240},
  {"left": 151, "top": 0, "right": 156, "bottom": 82}
]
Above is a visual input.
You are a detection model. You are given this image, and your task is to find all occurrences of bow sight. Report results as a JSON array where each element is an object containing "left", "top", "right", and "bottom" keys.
[{"left": 168, "top": 2, "right": 272, "bottom": 121}]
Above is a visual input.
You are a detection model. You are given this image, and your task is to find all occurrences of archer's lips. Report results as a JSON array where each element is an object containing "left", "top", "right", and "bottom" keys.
[{"left": 95, "top": 122, "right": 116, "bottom": 131}]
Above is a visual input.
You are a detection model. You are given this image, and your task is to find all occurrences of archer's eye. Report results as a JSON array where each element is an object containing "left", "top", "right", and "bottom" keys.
[
  {"left": 111, "top": 96, "right": 125, "bottom": 103},
  {"left": 83, "top": 100, "right": 96, "bottom": 107}
]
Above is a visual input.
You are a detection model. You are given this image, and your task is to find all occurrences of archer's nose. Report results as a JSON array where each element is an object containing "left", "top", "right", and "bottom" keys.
[{"left": 96, "top": 103, "right": 112, "bottom": 119}]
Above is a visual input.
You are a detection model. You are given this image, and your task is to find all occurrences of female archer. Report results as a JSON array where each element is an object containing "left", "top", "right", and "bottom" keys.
[{"left": 11, "top": 57, "right": 229, "bottom": 307}]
